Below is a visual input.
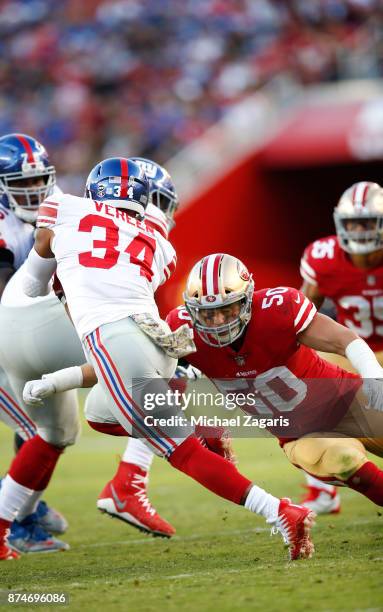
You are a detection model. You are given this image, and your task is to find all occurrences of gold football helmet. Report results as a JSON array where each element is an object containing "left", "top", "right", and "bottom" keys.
[
  {"left": 183, "top": 253, "right": 254, "bottom": 347},
  {"left": 334, "top": 181, "right": 383, "bottom": 254}
]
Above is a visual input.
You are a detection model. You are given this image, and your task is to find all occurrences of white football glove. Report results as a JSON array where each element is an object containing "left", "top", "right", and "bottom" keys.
[
  {"left": 362, "top": 378, "right": 383, "bottom": 412},
  {"left": 174, "top": 364, "right": 202, "bottom": 379},
  {"left": 23, "top": 378, "right": 56, "bottom": 407}
]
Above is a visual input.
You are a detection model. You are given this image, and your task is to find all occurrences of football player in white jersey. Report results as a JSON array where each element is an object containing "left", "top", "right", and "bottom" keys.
[
  {"left": 0, "top": 133, "right": 71, "bottom": 558},
  {"left": 94, "top": 157, "right": 181, "bottom": 537},
  {"left": 52, "top": 157, "right": 184, "bottom": 538},
  {"left": 20, "top": 157, "right": 316, "bottom": 563},
  {"left": 0, "top": 145, "right": 182, "bottom": 557}
]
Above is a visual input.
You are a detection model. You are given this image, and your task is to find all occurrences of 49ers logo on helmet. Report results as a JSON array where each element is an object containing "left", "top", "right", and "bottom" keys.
[
  {"left": 240, "top": 268, "right": 250, "bottom": 281},
  {"left": 206, "top": 295, "right": 216, "bottom": 303}
]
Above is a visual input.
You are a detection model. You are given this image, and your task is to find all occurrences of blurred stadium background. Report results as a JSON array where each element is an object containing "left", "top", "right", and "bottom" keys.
[{"left": 1, "top": 0, "right": 383, "bottom": 311}]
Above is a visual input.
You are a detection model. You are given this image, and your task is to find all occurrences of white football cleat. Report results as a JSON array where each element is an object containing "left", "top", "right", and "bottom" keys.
[{"left": 301, "top": 486, "right": 341, "bottom": 515}]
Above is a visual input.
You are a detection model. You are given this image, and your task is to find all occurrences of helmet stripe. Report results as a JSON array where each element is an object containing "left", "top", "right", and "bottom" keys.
[
  {"left": 16, "top": 134, "right": 35, "bottom": 164},
  {"left": 361, "top": 183, "right": 369, "bottom": 207},
  {"left": 120, "top": 158, "right": 128, "bottom": 198},
  {"left": 201, "top": 257, "right": 209, "bottom": 296},
  {"left": 212, "top": 253, "right": 222, "bottom": 294},
  {"left": 351, "top": 184, "right": 357, "bottom": 205},
  {"left": 352, "top": 181, "right": 369, "bottom": 208},
  {"left": 206, "top": 255, "right": 216, "bottom": 295}
]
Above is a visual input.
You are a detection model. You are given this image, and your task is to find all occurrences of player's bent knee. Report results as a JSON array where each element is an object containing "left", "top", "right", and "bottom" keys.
[
  {"left": 322, "top": 441, "right": 367, "bottom": 479},
  {"left": 287, "top": 437, "right": 333, "bottom": 471},
  {"left": 37, "top": 420, "right": 81, "bottom": 447}
]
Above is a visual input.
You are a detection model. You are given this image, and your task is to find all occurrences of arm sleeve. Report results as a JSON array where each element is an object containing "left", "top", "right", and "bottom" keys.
[{"left": 22, "top": 248, "right": 56, "bottom": 297}]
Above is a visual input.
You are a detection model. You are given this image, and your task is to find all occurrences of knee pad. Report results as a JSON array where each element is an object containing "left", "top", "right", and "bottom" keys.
[
  {"left": 37, "top": 418, "right": 81, "bottom": 448},
  {"left": 322, "top": 439, "right": 367, "bottom": 479}
]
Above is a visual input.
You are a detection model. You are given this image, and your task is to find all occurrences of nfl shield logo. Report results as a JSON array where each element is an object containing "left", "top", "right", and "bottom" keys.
[{"left": 234, "top": 355, "right": 246, "bottom": 366}]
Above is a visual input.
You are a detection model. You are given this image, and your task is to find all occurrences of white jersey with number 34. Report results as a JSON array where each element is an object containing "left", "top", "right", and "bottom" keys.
[{"left": 37, "top": 193, "right": 177, "bottom": 339}]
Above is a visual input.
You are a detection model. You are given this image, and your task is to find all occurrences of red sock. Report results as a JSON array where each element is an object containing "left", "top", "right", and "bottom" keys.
[
  {"left": 8, "top": 435, "right": 63, "bottom": 491},
  {"left": 169, "top": 436, "right": 251, "bottom": 504},
  {"left": 0, "top": 518, "right": 11, "bottom": 536},
  {"left": 346, "top": 461, "right": 383, "bottom": 506}
]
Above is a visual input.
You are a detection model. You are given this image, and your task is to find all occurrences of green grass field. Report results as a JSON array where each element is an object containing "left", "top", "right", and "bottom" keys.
[{"left": 0, "top": 408, "right": 383, "bottom": 612}]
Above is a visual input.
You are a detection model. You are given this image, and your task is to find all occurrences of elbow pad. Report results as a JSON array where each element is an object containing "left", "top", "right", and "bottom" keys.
[{"left": 22, "top": 248, "right": 56, "bottom": 297}]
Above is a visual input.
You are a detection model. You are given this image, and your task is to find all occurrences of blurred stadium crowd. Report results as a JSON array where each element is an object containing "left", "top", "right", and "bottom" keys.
[{"left": 1, "top": 0, "right": 382, "bottom": 192}]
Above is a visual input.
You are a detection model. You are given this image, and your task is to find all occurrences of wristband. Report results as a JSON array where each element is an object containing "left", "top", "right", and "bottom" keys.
[
  {"left": 345, "top": 338, "right": 383, "bottom": 378},
  {"left": 43, "top": 366, "right": 83, "bottom": 393}
]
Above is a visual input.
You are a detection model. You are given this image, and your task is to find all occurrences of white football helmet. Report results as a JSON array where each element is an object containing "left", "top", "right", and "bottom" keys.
[
  {"left": 183, "top": 253, "right": 254, "bottom": 347},
  {"left": 334, "top": 181, "right": 383, "bottom": 254}
]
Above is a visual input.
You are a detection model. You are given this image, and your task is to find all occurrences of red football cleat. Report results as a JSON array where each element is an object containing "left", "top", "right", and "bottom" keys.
[
  {"left": 301, "top": 486, "right": 341, "bottom": 515},
  {"left": 0, "top": 541, "right": 20, "bottom": 560},
  {"left": 0, "top": 524, "right": 20, "bottom": 560},
  {"left": 97, "top": 463, "right": 175, "bottom": 538},
  {"left": 270, "top": 498, "right": 316, "bottom": 561}
]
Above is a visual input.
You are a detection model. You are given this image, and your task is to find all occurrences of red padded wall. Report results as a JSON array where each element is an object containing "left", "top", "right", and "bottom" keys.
[{"left": 157, "top": 154, "right": 383, "bottom": 316}]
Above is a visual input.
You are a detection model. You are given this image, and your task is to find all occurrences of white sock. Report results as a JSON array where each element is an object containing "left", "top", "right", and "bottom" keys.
[
  {"left": 17, "top": 489, "right": 44, "bottom": 521},
  {"left": 122, "top": 438, "right": 154, "bottom": 472},
  {"left": 0, "top": 475, "right": 34, "bottom": 522},
  {"left": 305, "top": 473, "right": 336, "bottom": 493},
  {"left": 244, "top": 485, "right": 280, "bottom": 522}
]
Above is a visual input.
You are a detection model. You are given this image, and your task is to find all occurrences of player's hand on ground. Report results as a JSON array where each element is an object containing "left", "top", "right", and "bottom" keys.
[
  {"left": 23, "top": 378, "right": 56, "bottom": 406},
  {"left": 196, "top": 425, "right": 238, "bottom": 465}
]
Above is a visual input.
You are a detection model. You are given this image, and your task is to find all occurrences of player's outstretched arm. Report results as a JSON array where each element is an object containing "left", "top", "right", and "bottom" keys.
[
  {"left": 23, "top": 363, "right": 97, "bottom": 407},
  {"left": 298, "top": 313, "right": 383, "bottom": 378}
]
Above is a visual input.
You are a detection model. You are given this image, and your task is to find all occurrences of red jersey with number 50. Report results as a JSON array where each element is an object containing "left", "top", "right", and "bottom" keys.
[
  {"left": 301, "top": 235, "right": 383, "bottom": 351},
  {"left": 166, "top": 287, "right": 361, "bottom": 439},
  {"left": 37, "top": 193, "right": 176, "bottom": 338}
]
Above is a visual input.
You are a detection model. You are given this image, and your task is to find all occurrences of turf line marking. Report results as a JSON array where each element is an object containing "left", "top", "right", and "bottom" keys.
[
  {"left": 27, "top": 568, "right": 248, "bottom": 591},
  {"left": 76, "top": 516, "right": 382, "bottom": 550},
  {"left": 77, "top": 526, "right": 269, "bottom": 549},
  {"left": 73, "top": 515, "right": 382, "bottom": 551}
]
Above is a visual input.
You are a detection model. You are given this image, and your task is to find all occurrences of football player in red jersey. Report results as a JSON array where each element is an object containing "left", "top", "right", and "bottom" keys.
[
  {"left": 26, "top": 253, "right": 383, "bottom": 555},
  {"left": 163, "top": 254, "right": 383, "bottom": 520},
  {"left": 19, "top": 169, "right": 319, "bottom": 563},
  {"left": 300, "top": 181, "right": 383, "bottom": 514}
]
